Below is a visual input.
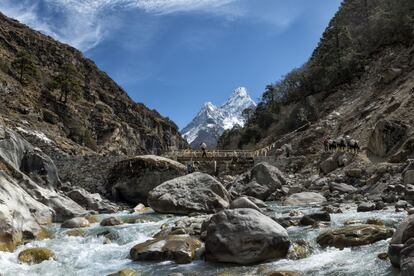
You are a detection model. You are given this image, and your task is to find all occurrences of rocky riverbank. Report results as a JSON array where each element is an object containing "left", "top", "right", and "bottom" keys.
[{"left": 1, "top": 121, "right": 414, "bottom": 275}]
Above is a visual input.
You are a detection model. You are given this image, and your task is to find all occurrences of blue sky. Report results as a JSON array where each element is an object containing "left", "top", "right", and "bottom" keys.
[{"left": 0, "top": 0, "right": 342, "bottom": 128}]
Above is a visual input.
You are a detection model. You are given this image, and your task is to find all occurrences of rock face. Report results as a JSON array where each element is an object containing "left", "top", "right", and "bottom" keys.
[
  {"left": 388, "top": 215, "right": 414, "bottom": 271},
  {"left": 130, "top": 235, "right": 202, "bottom": 264},
  {"left": 368, "top": 120, "right": 408, "bottom": 157},
  {"left": 18, "top": 247, "right": 55, "bottom": 264},
  {"left": 204, "top": 208, "right": 290, "bottom": 265},
  {"left": 317, "top": 225, "right": 394, "bottom": 249},
  {"left": 148, "top": 172, "right": 230, "bottom": 215},
  {"left": 283, "top": 192, "right": 327, "bottom": 206},
  {"left": 107, "top": 155, "right": 186, "bottom": 204},
  {"left": 0, "top": 126, "right": 86, "bottom": 251}
]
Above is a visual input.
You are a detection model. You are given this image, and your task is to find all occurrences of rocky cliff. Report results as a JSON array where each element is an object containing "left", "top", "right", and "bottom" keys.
[{"left": 0, "top": 12, "right": 187, "bottom": 157}]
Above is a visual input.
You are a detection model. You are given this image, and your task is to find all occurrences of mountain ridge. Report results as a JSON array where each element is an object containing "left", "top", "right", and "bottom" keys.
[{"left": 0, "top": 11, "right": 188, "bottom": 157}]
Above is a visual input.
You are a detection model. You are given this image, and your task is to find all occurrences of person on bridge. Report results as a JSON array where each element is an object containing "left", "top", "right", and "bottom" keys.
[{"left": 200, "top": 142, "right": 208, "bottom": 158}]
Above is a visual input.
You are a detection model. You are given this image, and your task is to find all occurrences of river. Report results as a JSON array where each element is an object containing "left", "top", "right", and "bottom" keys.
[{"left": 0, "top": 203, "right": 406, "bottom": 276}]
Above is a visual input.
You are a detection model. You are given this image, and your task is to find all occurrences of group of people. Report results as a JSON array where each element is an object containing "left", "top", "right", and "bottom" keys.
[{"left": 323, "top": 135, "right": 360, "bottom": 153}]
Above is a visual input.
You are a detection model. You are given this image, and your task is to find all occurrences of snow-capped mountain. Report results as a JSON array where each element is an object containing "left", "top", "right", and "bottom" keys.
[{"left": 181, "top": 87, "right": 257, "bottom": 148}]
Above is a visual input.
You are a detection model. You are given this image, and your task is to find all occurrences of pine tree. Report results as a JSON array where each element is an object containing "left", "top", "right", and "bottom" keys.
[
  {"left": 53, "top": 63, "right": 81, "bottom": 103},
  {"left": 11, "top": 51, "right": 37, "bottom": 84}
]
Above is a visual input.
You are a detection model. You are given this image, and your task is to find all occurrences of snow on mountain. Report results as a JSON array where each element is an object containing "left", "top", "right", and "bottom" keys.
[{"left": 181, "top": 87, "right": 256, "bottom": 148}]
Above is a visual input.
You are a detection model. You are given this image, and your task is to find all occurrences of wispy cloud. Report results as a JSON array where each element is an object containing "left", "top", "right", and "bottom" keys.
[{"left": 0, "top": 0, "right": 238, "bottom": 51}]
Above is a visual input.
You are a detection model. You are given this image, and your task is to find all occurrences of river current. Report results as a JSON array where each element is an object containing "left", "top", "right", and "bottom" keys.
[{"left": 0, "top": 203, "right": 406, "bottom": 276}]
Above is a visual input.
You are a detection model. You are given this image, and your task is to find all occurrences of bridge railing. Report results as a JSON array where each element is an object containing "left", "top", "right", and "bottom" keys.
[{"left": 164, "top": 150, "right": 257, "bottom": 159}]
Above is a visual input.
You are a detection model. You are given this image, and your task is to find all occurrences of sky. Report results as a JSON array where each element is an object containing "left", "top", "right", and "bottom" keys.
[{"left": 0, "top": 0, "right": 342, "bottom": 129}]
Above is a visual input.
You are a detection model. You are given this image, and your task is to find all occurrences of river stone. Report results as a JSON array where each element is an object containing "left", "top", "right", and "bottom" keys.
[
  {"left": 357, "top": 202, "right": 376, "bottom": 212},
  {"left": 107, "top": 155, "right": 186, "bottom": 204},
  {"left": 130, "top": 235, "right": 202, "bottom": 264},
  {"left": 148, "top": 172, "right": 230, "bottom": 215},
  {"left": 283, "top": 192, "right": 327, "bottom": 206},
  {"left": 329, "top": 183, "right": 357, "bottom": 194},
  {"left": 299, "top": 212, "right": 331, "bottom": 226},
  {"left": 100, "top": 217, "right": 123, "bottom": 227},
  {"left": 107, "top": 269, "right": 138, "bottom": 276},
  {"left": 18, "top": 247, "right": 55, "bottom": 264},
  {"left": 204, "top": 208, "right": 290, "bottom": 265},
  {"left": 269, "top": 272, "right": 302, "bottom": 276},
  {"left": 230, "top": 197, "right": 261, "bottom": 212},
  {"left": 404, "top": 170, "right": 414, "bottom": 185},
  {"left": 317, "top": 224, "right": 394, "bottom": 249},
  {"left": 61, "top": 217, "right": 90, "bottom": 229}
]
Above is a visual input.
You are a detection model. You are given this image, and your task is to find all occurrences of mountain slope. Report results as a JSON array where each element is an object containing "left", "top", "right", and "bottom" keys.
[
  {"left": 219, "top": 0, "right": 414, "bottom": 160},
  {"left": 182, "top": 87, "right": 256, "bottom": 148},
  {"left": 0, "top": 12, "right": 187, "bottom": 156}
]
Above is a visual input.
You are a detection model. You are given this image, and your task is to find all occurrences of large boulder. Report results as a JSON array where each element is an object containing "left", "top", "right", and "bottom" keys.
[
  {"left": 130, "top": 235, "right": 202, "bottom": 264},
  {"left": 388, "top": 215, "right": 414, "bottom": 270},
  {"left": 243, "top": 180, "right": 272, "bottom": 201},
  {"left": 320, "top": 157, "right": 339, "bottom": 174},
  {"left": 148, "top": 172, "right": 230, "bottom": 215},
  {"left": 204, "top": 208, "right": 290, "bottom": 265},
  {"left": 251, "top": 162, "right": 287, "bottom": 187},
  {"left": 107, "top": 155, "right": 186, "bottom": 204},
  {"left": 317, "top": 224, "right": 394, "bottom": 249},
  {"left": 357, "top": 202, "right": 376, "bottom": 212},
  {"left": 283, "top": 192, "right": 327, "bottom": 206},
  {"left": 368, "top": 120, "right": 408, "bottom": 157},
  {"left": 67, "top": 188, "right": 118, "bottom": 213}
]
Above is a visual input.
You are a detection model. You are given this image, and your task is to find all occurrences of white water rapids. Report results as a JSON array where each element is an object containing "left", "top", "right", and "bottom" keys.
[{"left": 0, "top": 204, "right": 406, "bottom": 276}]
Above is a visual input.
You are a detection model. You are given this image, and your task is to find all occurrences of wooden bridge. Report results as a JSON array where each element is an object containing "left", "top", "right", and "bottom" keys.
[{"left": 164, "top": 150, "right": 258, "bottom": 162}]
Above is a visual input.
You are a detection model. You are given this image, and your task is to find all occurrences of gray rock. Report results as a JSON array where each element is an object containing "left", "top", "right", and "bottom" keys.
[
  {"left": 320, "top": 157, "right": 338, "bottom": 174},
  {"left": 100, "top": 217, "right": 123, "bottom": 227},
  {"left": 107, "top": 155, "right": 186, "bottom": 204},
  {"left": 204, "top": 208, "right": 290, "bottom": 264},
  {"left": 61, "top": 217, "right": 90, "bottom": 229},
  {"left": 246, "top": 196, "right": 267, "bottom": 208},
  {"left": 251, "top": 162, "right": 287, "bottom": 187},
  {"left": 404, "top": 170, "right": 414, "bottom": 185},
  {"left": 389, "top": 215, "right": 414, "bottom": 268},
  {"left": 283, "top": 192, "right": 327, "bottom": 206},
  {"left": 130, "top": 235, "right": 202, "bottom": 264},
  {"left": 230, "top": 197, "right": 261, "bottom": 212},
  {"left": 67, "top": 188, "right": 118, "bottom": 213},
  {"left": 368, "top": 120, "right": 407, "bottom": 157},
  {"left": 357, "top": 202, "right": 376, "bottom": 212},
  {"left": 148, "top": 172, "right": 230, "bottom": 215},
  {"left": 243, "top": 180, "right": 271, "bottom": 201},
  {"left": 299, "top": 212, "right": 331, "bottom": 226},
  {"left": 329, "top": 182, "right": 357, "bottom": 194}
]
